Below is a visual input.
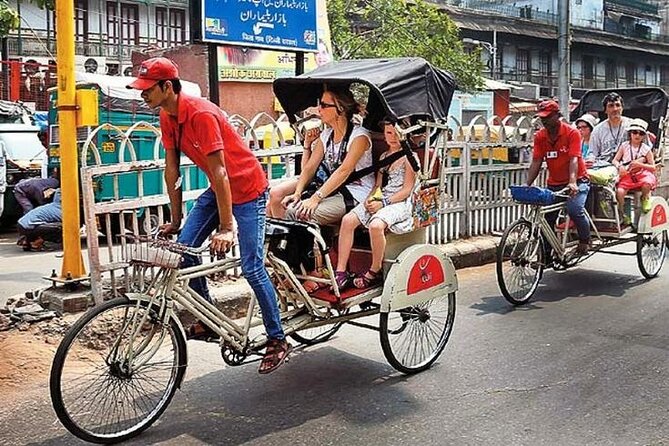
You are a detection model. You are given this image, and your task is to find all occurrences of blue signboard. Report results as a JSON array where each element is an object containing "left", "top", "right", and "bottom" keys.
[{"left": 202, "top": 0, "right": 318, "bottom": 52}]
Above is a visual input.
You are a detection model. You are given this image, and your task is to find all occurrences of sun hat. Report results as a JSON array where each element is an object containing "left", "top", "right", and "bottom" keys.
[
  {"left": 627, "top": 118, "right": 648, "bottom": 134},
  {"left": 574, "top": 113, "right": 599, "bottom": 131}
]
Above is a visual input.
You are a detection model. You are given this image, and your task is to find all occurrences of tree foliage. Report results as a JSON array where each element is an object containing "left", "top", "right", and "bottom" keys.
[
  {"left": 328, "top": 0, "right": 484, "bottom": 91},
  {"left": 0, "top": 0, "right": 52, "bottom": 38},
  {"left": 0, "top": 2, "right": 20, "bottom": 37}
]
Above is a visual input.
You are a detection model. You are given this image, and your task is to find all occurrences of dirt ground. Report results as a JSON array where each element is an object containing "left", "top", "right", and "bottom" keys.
[{"left": 0, "top": 316, "right": 77, "bottom": 399}]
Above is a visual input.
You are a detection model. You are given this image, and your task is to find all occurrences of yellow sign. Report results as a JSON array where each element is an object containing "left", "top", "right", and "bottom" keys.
[
  {"left": 101, "top": 142, "right": 116, "bottom": 153},
  {"left": 217, "top": 0, "right": 332, "bottom": 82}
]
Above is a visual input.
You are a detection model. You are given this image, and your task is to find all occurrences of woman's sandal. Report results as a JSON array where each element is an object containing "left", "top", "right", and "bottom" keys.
[
  {"left": 353, "top": 269, "right": 383, "bottom": 289},
  {"left": 334, "top": 271, "right": 353, "bottom": 292},
  {"left": 186, "top": 321, "right": 219, "bottom": 341},
  {"left": 258, "top": 338, "right": 293, "bottom": 374},
  {"left": 302, "top": 270, "right": 328, "bottom": 293}
]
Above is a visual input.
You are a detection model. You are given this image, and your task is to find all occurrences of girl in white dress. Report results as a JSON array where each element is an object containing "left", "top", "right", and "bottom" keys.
[{"left": 335, "top": 121, "right": 418, "bottom": 290}]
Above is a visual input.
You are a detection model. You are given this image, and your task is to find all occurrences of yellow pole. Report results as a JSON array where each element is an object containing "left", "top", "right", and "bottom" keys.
[{"left": 56, "top": 0, "right": 85, "bottom": 279}]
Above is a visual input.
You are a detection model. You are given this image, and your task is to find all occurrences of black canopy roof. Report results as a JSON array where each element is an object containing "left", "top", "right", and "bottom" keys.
[
  {"left": 273, "top": 58, "right": 456, "bottom": 132},
  {"left": 570, "top": 87, "right": 669, "bottom": 137}
]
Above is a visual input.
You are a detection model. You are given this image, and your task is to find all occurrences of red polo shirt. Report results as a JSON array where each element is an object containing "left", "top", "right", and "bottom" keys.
[
  {"left": 160, "top": 93, "right": 268, "bottom": 204},
  {"left": 533, "top": 121, "right": 588, "bottom": 186}
]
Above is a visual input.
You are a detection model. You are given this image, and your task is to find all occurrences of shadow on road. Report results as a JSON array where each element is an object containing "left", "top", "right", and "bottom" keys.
[
  {"left": 470, "top": 267, "right": 651, "bottom": 316},
  {"left": 31, "top": 346, "right": 423, "bottom": 445}
]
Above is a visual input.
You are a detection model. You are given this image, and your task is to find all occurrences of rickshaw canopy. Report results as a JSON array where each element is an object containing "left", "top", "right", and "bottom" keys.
[
  {"left": 273, "top": 58, "right": 457, "bottom": 132},
  {"left": 570, "top": 87, "right": 669, "bottom": 139}
]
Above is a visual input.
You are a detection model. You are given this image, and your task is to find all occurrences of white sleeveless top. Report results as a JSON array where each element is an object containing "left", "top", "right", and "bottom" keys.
[{"left": 319, "top": 126, "right": 374, "bottom": 204}]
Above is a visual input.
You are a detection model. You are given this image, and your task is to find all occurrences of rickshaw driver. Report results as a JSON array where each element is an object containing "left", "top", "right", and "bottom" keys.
[
  {"left": 526, "top": 100, "right": 591, "bottom": 255},
  {"left": 127, "top": 57, "right": 291, "bottom": 374}
]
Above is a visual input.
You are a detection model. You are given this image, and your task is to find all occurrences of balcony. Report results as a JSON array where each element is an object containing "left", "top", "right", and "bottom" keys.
[
  {"left": 606, "top": 0, "right": 659, "bottom": 16},
  {"left": 6, "top": 34, "right": 181, "bottom": 61}
]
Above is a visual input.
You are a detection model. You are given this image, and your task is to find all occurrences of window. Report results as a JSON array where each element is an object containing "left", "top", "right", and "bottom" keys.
[
  {"left": 626, "top": 62, "right": 636, "bottom": 86},
  {"left": 156, "top": 8, "right": 186, "bottom": 47},
  {"left": 516, "top": 49, "right": 530, "bottom": 80},
  {"left": 74, "top": 0, "right": 88, "bottom": 42},
  {"left": 539, "top": 51, "right": 551, "bottom": 80},
  {"left": 107, "top": 2, "right": 139, "bottom": 45},
  {"left": 605, "top": 58, "right": 616, "bottom": 82},
  {"left": 582, "top": 55, "right": 593, "bottom": 80},
  {"left": 661, "top": 66, "right": 669, "bottom": 86}
]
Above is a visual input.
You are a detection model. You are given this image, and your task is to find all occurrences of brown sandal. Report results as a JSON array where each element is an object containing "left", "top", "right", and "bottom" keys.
[
  {"left": 353, "top": 269, "right": 383, "bottom": 289},
  {"left": 258, "top": 339, "right": 293, "bottom": 374}
]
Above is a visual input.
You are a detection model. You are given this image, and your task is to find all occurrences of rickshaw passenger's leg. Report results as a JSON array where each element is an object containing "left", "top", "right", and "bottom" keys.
[
  {"left": 368, "top": 219, "right": 387, "bottom": 273},
  {"left": 336, "top": 212, "right": 362, "bottom": 272}
]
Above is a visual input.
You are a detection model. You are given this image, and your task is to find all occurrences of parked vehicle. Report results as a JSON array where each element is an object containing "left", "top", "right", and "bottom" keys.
[{"left": 0, "top": 100, "right": 47, "bottom": 224}]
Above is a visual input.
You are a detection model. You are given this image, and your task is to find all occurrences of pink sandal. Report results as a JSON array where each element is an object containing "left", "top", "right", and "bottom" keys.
[{"left": 353, "top": 269, "right": 383, "bottom": 289}]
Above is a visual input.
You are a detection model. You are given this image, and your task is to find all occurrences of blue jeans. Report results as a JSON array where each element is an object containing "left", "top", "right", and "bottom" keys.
[
  {"left": 177, "top": 188, "right": 284, "bottom": 340},
  {"left": 547, "top": 182, "right": 591, "bottom": 243}
]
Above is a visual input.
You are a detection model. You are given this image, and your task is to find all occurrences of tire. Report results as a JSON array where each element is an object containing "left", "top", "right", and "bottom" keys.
[
  {"left": 379, "top": 292, "right": 456, "bottom": 374},
  {"left": 496, "top": 219, "right": 544, "bottom": 305},
  {"left": 50, "top": 297, "right": 187, "bottom": 444},
  {"left": 291, "top": 322, "right": 343, "bottom": 345},
  {"left": 637, "top": 230, "right": 667, "bottom": 279}
]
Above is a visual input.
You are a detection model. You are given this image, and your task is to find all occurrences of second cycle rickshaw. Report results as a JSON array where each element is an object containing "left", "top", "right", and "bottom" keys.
[
  {"left": 497, "top": 88, "right": 669, "bottom": 305},
  {"left": 49, "top": 58, "right": 459, "bottom": 444}
]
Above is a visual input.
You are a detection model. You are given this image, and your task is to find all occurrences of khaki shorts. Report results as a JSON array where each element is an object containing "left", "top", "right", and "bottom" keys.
[{"left": 284, "top": 193, "right": 348, "bottom": 225}]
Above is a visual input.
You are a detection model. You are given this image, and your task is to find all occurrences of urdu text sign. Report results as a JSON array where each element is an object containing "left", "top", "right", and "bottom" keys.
[{"left": 202, "top": 0, "right": 318, "bottom": 52}]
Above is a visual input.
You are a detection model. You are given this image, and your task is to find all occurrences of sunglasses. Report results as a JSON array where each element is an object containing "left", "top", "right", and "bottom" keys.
[
  {"left": 576, "top": 125, "right": 590, "bottom": 130},
  {"left": 630, "top": 130, "right": 645, "bottom": 135},
  {"left": 318, "top": 101, "right": 337, "bottom": 109}
]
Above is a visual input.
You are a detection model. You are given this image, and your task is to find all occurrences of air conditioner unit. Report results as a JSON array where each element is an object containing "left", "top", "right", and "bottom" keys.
[{"left": 75, "top": 56, "right": 107, "bottom": 75}]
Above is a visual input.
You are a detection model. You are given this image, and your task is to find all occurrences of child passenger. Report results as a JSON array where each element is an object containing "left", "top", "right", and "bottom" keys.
[
  {"left": 334, "top": 120, "right": 418, "bottom": 290},
  {"left": 611, "top": 118, "right": 657, "bottom": 224}
]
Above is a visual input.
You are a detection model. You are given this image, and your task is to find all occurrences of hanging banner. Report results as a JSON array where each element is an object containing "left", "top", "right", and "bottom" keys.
[{"left": 216, "top": 0, "right": 332, "bottom": 82}]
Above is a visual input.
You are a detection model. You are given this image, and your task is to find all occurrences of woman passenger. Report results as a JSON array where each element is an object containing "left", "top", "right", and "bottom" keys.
[{"left": 282, "top": 86, "right": 374, "bottom": 225}]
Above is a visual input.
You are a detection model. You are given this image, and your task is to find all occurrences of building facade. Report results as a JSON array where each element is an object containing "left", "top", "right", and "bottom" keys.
[
  {"left": 8, "top": 0, "right": 190, "bottom": 76},
  {"left": 437, "top": 0, "right": 669, "bottom": 100}
]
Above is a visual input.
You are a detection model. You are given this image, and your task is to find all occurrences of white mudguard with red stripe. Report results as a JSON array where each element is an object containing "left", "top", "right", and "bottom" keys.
[
  {"left": 637, "top": 196, "right": 669, "bottom": 234},
  {"left": 381, "top": 244, "right": 458, "bottom": 313}
]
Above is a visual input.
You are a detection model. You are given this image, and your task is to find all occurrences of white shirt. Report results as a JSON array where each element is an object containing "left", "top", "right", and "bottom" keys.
[{"left": 319, "top": 126, "right": 374, "bottom": 204}]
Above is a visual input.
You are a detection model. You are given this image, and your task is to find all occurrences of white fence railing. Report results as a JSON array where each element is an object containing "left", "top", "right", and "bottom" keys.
[{"left": 81, "top": 113, "right": 544, "bottom": 302}]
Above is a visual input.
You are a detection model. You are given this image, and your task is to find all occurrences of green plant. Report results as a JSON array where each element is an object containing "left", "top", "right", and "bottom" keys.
[{"left": 328, "top": 0, "right": 484, "bottom": 91}]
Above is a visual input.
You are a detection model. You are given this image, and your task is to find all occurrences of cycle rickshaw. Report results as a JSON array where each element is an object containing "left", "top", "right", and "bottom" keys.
[
  {"left": 49, "top": 58, "right": 459, "bottom": 444},
  {"left": 497, "top": 88, "right": 669, "bottom": 305}
]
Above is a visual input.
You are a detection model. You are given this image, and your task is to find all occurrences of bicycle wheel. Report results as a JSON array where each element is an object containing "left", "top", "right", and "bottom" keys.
[
  {"left": 637, "top": 230, "right": 667, "bottom": 279},
  {"left": 291, "top": 322, "right": 344, "bottom": 345},
  {"left": 379, "top": 292, "right": 456, "bottom": 374},
  {"left": 50, "top": 297, "right": 187, "bottom": 444},
  {"left": 496, "top": 219, "right": 544, "bottom": 305}
]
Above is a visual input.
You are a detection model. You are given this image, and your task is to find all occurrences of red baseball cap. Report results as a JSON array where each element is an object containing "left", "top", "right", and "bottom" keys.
[
  {"left": 536, "top": 100, "right": 560, "bottom": 118},
  {"left": 126, "top": 57, "right": 180, "bottom": 90}
]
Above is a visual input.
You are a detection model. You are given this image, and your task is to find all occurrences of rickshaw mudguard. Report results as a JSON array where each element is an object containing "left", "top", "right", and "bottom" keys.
[
  {"left": 637, "top": 196, "right": 669, "bottom": 234},
  {"left": 380, "top": 244, "right": 458, "bottom": 313}
]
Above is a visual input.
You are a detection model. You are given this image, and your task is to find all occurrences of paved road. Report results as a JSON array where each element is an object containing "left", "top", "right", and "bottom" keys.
[
  {"left": 2, "top": 251, "right": 669, "bottom": 445},
  {"left": 0, "top": 228, "right": 64, "bottom": 301}
]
